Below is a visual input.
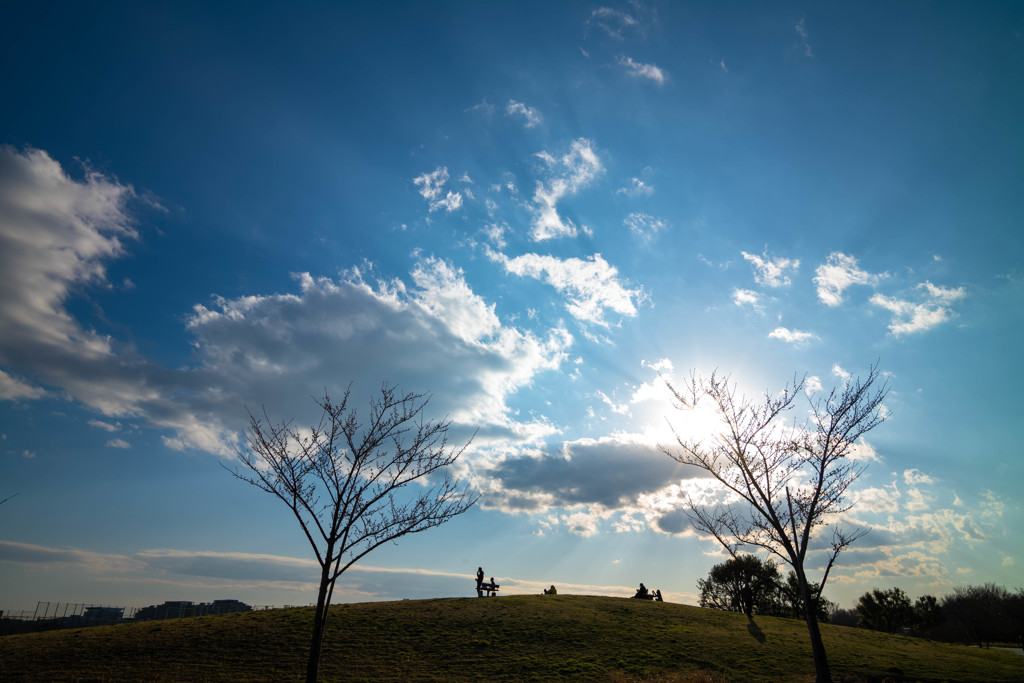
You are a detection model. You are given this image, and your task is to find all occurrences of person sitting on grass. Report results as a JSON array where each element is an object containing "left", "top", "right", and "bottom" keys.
[{"left": 543, "top": 585, "right": 558, "bottom": 595}]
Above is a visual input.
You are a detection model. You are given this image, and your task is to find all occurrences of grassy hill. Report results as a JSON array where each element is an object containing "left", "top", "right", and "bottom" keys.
[{"left": 0, "top": 595, "right": 1020, "bottom": 682}]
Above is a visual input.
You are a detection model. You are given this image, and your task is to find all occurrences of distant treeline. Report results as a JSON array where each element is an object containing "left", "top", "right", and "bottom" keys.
[{"left": 834, "top": 583, "right": 1023, "bottom": 648}]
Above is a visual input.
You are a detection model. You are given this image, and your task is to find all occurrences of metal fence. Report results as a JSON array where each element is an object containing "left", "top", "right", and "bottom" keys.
[{"left": 0, "top": 601, "right": 313, "bottom": 635}]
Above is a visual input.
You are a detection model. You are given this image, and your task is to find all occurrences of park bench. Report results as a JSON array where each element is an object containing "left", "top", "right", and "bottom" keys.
[{"left": 476, "top": 581, "right": 500, "bottom": 597}]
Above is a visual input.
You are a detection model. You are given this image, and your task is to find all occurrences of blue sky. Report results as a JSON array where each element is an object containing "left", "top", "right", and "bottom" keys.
[{"left": 1, "top": 1, "right": 1022, "bottom": 613}]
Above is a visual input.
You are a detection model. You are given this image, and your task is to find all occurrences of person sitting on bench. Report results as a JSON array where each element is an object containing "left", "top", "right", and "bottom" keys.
[{"left": 475, "top": 574, "right": 500, "bottom": 597}]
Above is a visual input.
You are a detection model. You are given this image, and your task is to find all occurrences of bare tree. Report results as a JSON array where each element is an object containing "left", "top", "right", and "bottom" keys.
[
  {"left": 229, "top": 383, "right": 478, "bottom": 683},
  {"left": 660, "top": 364, "right": 887, "bottom": 683}
]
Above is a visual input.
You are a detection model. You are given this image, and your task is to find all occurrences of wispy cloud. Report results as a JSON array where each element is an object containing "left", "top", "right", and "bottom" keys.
[
  {"left": 617, "top": 56, "right": 666, "bottom": 84},
  {"left": 587, "top": 7, "right": 639, "bottom": 41},
  {"left": 506, "top": 100, "right": 543, "bottom": 128},
  {"left": 529, "top": 138, "right": 604, "bottom": 241},
  {"left": 767, "top": 327, "right": 817, "bottom": 345},
  {"left": 412, "top": 167, "right": 463, "bottom": 213},
  {"left": 732, "top": 288, "right": 760, "bottom": 309},
  {"left": 795, "top": 16, "right": 813, "bottom": 57},
  {"left": 0, "top": 146, "right": 151, "bottom": 417},
  {"left": 106, "top": 438, "right": 130, "bottom": 449},
  {"left": 0, "top": 369, "right": 45, "bottom": 401},
  {"left": 616, "top": 177, "right": 654, "bottom": 197},
  {"left": 832, "top": 363, "right": 851, "bottom": 381},
  {"left": 742, "top": 249, "right": 799, "bottom": 287},
  {"left": 623, "top": 212, "right": 667, "bottom": 240},
  {"left": 489, "top": 251, "right": 644, "bottom": 328},
  {"left": 0, "top": 149, "right": 576, "bottom": 457},
  {"left": 869, "top": 281, "right": 966, "bottom": 336},
  {"left": 813, "top": 252, "right": 883, "bottom": 306}
]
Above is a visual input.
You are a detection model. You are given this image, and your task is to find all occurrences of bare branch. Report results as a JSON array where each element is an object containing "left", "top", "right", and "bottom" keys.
[
  {"left": 661, "top": 365, "right": 887, "bottom": 683},
  {"left": 227, "top": 383, "right": 478, "bottom": 683}
]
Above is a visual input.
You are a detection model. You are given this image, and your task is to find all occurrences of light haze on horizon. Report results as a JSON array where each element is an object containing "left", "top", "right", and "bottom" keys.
[{"left": 0, "top": 1, "right": 1022, "bottom": 613}]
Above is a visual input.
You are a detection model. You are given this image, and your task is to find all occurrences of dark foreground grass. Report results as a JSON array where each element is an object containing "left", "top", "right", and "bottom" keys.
[{"left": 1, "top": 595, "right": 1020, "bottom": 682}]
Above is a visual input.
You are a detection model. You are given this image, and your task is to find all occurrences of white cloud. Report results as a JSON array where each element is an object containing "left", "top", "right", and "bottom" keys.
[
  {"left": 732, "top": 289, "right": 760, "bottom": 308},
  {"left": 88, "top": 419, "right": 120, "bottom": 432},
  {"left": 0, "top": 149, "right": 575, "bottom": 457},
  {"left": 623, "top": 212, "right": 667, "bottom": 240},
  {"left": 465, "top": 100, "right": 496, "bottom": 117},
  {"left": 919, "top": 281, "right": 966, "bottom": 303},
  {"left": 587, "top": 7, "right": 638, "bottom": 41},
  {"left": 412, "top": 167, "right": 463, "bottom": 213},
  {"left": 813, "top": 252, "right": 883, "bottom": 306},
  {"left": 529, "top": 139, "right": 604, "bottom": 241},
  {"left": 869, "top": 281, "right": 966, "bottom": 336},
  {"left": 768, "top": 327, "right": 817, "bottom": 345},
  {"left": 0, "top": 368, "right": 45, "bottom": 400},
  {"left": 482, "top": 222, "right": 508, "bottom": 248},
  {"left": 795, "top": 16, "right": 813, "bottom": 57},
  {"left": 106, "top": 438, "right": 130, "bottom": 449},
  {"left": 741, "top": 249, "right": 799, "bottom": 287},
  {"left": 832, "top": 363, "right": 851, "bottom": 381},
  {"left": 0, "top": 146, "right": 158, "bottom": 417},
  {"left": 804, "top": 375, "right": 823, "bottom": 394},
  {"left": 847, "top": 439, "right": 881, "bottom": 462},
  {"left": 903, "top": 468, "right": 935, "bottom": 486},
  {"left": 617, "top": 56, "right": 666, "bottom": 84},
  {"left": 506, "top": 100, "right": 543, "bottom": 128},
  {"left": 490, "top": 251, "right": 644, "bottom": 327},
  {"left": 594, "top": 389, "right": 630, "bottom": 416},
  {"left": 430, "top": 190, "right": 463, "bottom": 213},
  {"left": 616, "top": 177, "right": 654, "bottom": 197},
  {"left": 413, "top": 167, "right": 449, "bottom": 201},
  {"left": 183, "top": 260, "right": 573, "bottom": 449}
]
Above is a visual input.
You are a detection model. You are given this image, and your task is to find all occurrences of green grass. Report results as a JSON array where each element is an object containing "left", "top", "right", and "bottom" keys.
[{"left": 1, "top": 595, "right": 1020, "bottom": 681}]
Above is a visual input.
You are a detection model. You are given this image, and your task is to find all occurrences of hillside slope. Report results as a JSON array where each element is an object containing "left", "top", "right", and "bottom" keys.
[{"left": 1, "top": 595, "right": 1020, "bottom": 681}]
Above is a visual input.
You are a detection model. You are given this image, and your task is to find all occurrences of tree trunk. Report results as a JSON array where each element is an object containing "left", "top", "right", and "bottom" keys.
[
  {"left": 305, "top": 564, "right": 333, "bottom": 683},
  {"left": 796, "top": 567, "right": 832, "bottom": 683}
]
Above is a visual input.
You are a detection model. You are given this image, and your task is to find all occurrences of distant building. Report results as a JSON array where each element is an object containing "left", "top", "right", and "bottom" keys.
[
  {"left": 134, "top": 599, "right": 252, "bottom": 621},
  {"left": 82, "top": 606, "right": 124, "bottom": 624},
  {"left": 208, "top": 599, "right": 252, "bottom": 615}
]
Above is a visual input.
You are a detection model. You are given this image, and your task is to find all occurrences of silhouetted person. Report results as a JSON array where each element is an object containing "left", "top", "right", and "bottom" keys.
[
  {"left": 488, "top": 577, "right": 497, "bottom": 597},
  {"left": 476, "top": 567, "right": 485, "bottom": 597},
  {"left": 544, "top": 585, "right": 557, "bottom": 595},
  {"left": 633, "top": 582, "right": 649, "bottom": 599},
  {"left": 655, "top": 589, "right": 663, "bottom": 602},
  {"left": 741, "top": 583, "right": 753, "bottom": 617}
]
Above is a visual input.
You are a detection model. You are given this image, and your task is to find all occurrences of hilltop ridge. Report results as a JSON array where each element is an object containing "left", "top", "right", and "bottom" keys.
[{"left": 1, "top": 595, "right": 1020, "bottom": 681}]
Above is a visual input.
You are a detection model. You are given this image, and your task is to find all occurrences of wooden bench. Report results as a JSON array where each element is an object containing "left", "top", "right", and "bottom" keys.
[{"left": 476, "top": 581, "right": 500, "bottom": 597}]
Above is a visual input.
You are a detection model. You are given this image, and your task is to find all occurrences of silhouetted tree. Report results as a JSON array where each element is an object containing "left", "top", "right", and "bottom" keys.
[
  {"left": 941, "top": 583, "right": 1016, "bottom": 648},
  {"left": 229, "top": 384, "right": 478, "bottom": 683},
  {"left": 829, "top": 607, "right": 859, "bottom": 628},
  {"left": 697, "top": 555, "right": 784, "bottom": 615},
  {"left": 781, "top": 571, "right": 833, "bottom": 622},
  {"left": 912, "top": 594, "right": 942, "bottom": 636},
  {"left": 856, "top": 587, "right": 914, "bottom": 633},
  {"left": 661, "top": 364, "right": 888, "bottom": 683}
]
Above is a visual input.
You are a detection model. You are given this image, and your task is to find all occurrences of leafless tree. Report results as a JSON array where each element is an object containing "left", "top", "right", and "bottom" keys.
[
  {"left": 660, "top": 364, "right": 887, "bottom": 683},
  {"left": 229, "top": 383, "right": 478, "bottom": 683}
]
